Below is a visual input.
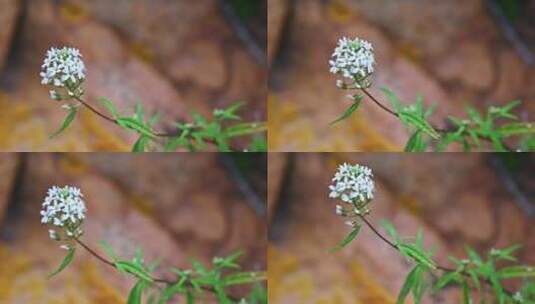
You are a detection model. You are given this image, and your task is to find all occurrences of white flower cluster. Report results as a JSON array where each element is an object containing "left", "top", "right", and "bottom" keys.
[
  {"left": 41, "top": 186, "right": 86, "bottom": 240},
  {"left": 41, "top": 47, "right": 86, "bottom": 100},
  {"left": 329, "top": 163, "right": 375, "bottom": 204},
  {"left": 329, "top": 37, "right": 375, "bottom": 87}
]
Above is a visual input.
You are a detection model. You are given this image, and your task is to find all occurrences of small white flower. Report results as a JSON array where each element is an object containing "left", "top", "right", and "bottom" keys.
[
  {"left": 328, "top": 163, "right": 375, "bottom": 206},
  {"left": 41, "top": 185, "right": 86, "bottom": 239},
  {"left": 41, "top": 47, "right": 86, "bottom": 99},
  {"left": 329, "top": 37, "right": 375, "bottom": 88}
]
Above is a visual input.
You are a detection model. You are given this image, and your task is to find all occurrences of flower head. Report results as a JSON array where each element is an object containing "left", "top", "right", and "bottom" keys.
[
  {"left": 40, "top": 47, "right": 86, "bottom": 100},
  {"left": 41, "top": 185, "right": 86, "bottom": 240},
  {"left": 329, "top": 163, "right": 374, "bottom": 220},
  {"left": 329, "top": 37, "right": 375, "bottom": 88}
]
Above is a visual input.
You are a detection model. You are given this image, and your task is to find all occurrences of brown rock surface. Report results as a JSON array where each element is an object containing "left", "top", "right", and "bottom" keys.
[
  {"left": 267, "top": 0, "right": 289, "bottom": 65},
  {"left": 267, "top": 153, "right": 287, "bottom": 222},
  {"left": 0, "top": 0, "right": 20, "bottom": 71},
  {"left": 268, "top": 153, "right": 534, "bottom": 303},
  {"left": 0, "top": 153, "right": 18, "bottom": 224}
]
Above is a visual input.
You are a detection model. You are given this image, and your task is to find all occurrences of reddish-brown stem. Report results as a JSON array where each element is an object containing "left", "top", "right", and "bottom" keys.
[
  {"left": 356, "top": 215, "right": 514, "bottom": 296},
  {"left": 74, "top": 96, "right": 117, "bottom": 124},
  {"left": 361, "top": 88, "right": 399, "bottom": 117},
  {"left": 75, "top": 238, "right": 115, "bottom": 268}
]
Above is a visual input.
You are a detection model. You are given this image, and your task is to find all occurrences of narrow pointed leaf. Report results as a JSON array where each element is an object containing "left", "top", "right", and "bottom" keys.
[
  {"left": 99, "top": 98, "right": 119, "bottom": 118},
  {"left": 329, "top": 225, "right": 361, "bottom": 252},
  {"left": 117, "top": 117, "right": 156, "bottom": 138},
  {"left": 127, "top": 280, "right": 147, "bottom": 304},
  {"left": 330, "top": 97, "right": 362, "bottom": 125},
  {"left": 132, "top": 135, "right": 150, "bottom": 152},
  {"left": 115, "top": 261, "right": 154, "bottom": 282},
  {"left": 49, "top": 247, "right": 75, "bottom": 278},
  {"left": 397, "top": 266, "right": 420, "bottom": 304},
  {"left": 50, "top": 107, "right": 78, "bottom": 138},
  {"left": 399, "top": 111, "right": 440, "bottom": 139}
]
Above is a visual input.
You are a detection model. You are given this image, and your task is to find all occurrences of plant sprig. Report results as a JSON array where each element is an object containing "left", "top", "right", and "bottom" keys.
[
  {"left": 60, "top": 95, "right": 267, "bottom": 152},
  {"left": 332, "top": 214, "right": 533, "bottom": 303},
  {"left": 328, "top": 163, "right": 533, "bottom": 303},
  {"left": 49, "top": 237, "right": 266, "bottom": 304},
  {"left": 329, "top": 37, "right": 534, "bottom": 152},
  {"left": 40, "top": 46, "right": 266, "bottom": 152}
]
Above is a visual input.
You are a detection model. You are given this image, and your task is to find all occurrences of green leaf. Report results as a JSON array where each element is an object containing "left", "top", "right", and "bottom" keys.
[
  {"left": 405, "top": 131, "right": 426, "bottom": 152},
  {"left": 330, "top": 97, "right": 363, "bottom": 126},
  {"left": 115, "top": 261, "right": 154, "bottom": 282},
  {"left": 381, "top": 88, "right": 402, "bottom": 113},
  {"left": 434, "top": 271, "right": 461, "bottom": 291},
  {"left": 132, "top": 135, "right": 150, "bottom": 152},
  {"left": 50, "top": 107, "right": 78, "bottom": 138},
  {"left": 214, "top": 102, "right": 243, "bottom": 121},
  {"left": 99, "top": 98, "right": 119, "bottom": 118},
  {"left": 225, "top": 122, "right": 267, "bottom": 138},
  {"left": 466, "top": 247, "right": 483, "bottom": 266},
  {"left": 127, "top": 280, "right": 147, "bottom": 304},
  {"left": 99, "top": 240, "right": 118, "bottom": 262},
  {"left": 489, "top": 268, "right": 505, "bottom": 304},
  {"left": 397, "top": 265, "right": 421, "bottom": 304},
  {"left": 398, "top": 243, "right": 436, "bottom": 269},
  {"left": 161, "top": 276, "right": 187, "bottom": 302},
  {"left": 135, "top": 102, "right": 145, "bottom": 121},
  {"left": 223, "top": 271, "right": 267, "bottom": 286},
  {"left": 461, "top": 280, "right": 472, "bottom": 304},
  {"left": 398, "top": 111, "right": 440, "bottom": 139},
  {"left": 213, "top": 251, "right": 243, "bottom": 269},
  {"left": 497, "top": 122, "right": 535, "bottom": 137},
  {"left": 186, "top": 290, "right": 194, "bottom": 304},
  {"left": 467, "top": 269, "right": 480, "bottom": 291},
  {"left": 49, "top": 247, "right": 75, "bottom": 278},
  {"left": 498, "top": 266, "right": 535, "bottom": 279},
  {"left": 117, "top": 117, "right": 156, "bottom": 138},
  {"left": 381, "top": 220, "right": 400, "bottom": 244},
  {"left": 329, "top": 225, "right": 361, "bottom": 252}
]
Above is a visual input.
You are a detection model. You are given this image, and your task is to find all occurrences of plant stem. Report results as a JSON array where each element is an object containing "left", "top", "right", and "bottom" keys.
[
  {"left": 356, "top": 215, "right": 515, "bottom": 297},
  {"left": 361, "top": 88, "right": 399, "bottom": 117},
  {"left": 74, "top": 96, "right": 117, "bottom": 124},
  {"left": 75, "top": 238, "right": 240, "bottom": 301},
  {"left": 358, "top": 89, "right": 514, "bottom": 151}
]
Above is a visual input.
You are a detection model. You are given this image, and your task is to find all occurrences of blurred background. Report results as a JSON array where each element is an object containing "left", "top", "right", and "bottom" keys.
[
  {"left": 268, "top": 153, "right": 534, "bottom": 303},
  {"left": 0, "top": 0, "right": 266, "bottom": 151},
  {"left": 0, "top": 153, "right": 266, "bottom": 303},
  {"left": 268, "top": 0, "right": 535, "bottom": 151}
]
